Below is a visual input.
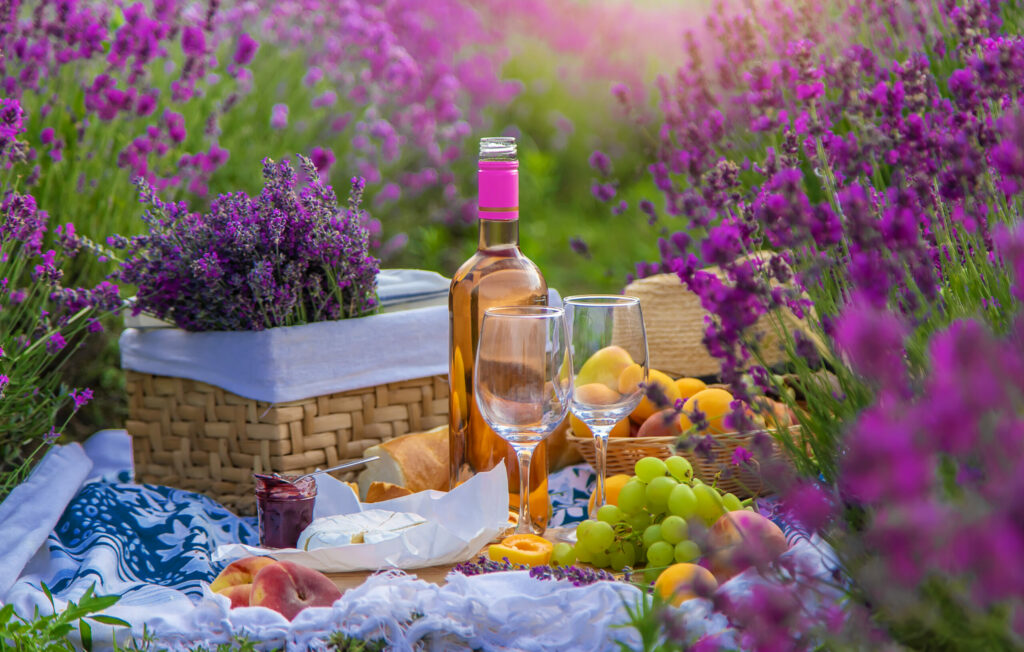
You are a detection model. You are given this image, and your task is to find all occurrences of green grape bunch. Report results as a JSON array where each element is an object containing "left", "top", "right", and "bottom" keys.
[{"left": 557, "top": 456, "right": 752, "bottom": 581}]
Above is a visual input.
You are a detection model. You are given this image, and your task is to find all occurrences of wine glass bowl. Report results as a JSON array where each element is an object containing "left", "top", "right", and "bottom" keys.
[
  {"left": 474, "top": 306, "right": 572, "bottom": 534},
  {"left": 564, "top": 296, "right": 649, "bottom": 511}
]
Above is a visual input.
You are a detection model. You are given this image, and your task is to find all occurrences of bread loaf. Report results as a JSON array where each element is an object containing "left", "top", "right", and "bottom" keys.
[
  {"left": 364, "top": 481, "right": 414, "bottom": 503},
  {"left": 357, "top": 425, "right": 449, "bottom": 497}
]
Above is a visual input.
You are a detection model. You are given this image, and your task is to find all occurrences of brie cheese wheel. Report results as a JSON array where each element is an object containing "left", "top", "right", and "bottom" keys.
[{"left": 297, "top": 509, "right": 427, "bottom": 551}]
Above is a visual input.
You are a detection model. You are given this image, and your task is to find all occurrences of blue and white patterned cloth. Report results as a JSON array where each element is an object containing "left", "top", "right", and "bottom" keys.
[{"left": 0, "top": 430, "right": 838, "bottom": 651}]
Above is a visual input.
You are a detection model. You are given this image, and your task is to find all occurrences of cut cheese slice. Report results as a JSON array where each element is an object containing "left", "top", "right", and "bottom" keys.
[{"left": 297, "top": 509, "right": 427, "bottom": 551}]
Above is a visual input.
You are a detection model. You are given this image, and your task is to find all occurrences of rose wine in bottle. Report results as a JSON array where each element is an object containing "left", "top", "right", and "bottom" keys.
[{"left": 449, "top": 137, "right": 550, "bottom": 532}]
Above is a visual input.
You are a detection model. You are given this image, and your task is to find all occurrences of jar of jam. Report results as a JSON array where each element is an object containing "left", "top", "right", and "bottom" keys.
[{"left": 254, "top": 473, "right": 316, "bottom": 548}]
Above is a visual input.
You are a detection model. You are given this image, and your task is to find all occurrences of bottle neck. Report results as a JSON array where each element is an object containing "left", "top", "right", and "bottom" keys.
[{"left": 478, "top": 217, "right": 519, "bottom": 250}]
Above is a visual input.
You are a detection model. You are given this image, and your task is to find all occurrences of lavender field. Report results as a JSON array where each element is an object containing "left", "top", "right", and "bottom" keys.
[{"left": 2, "top": 0, "right": 1024, "bottom": 649}]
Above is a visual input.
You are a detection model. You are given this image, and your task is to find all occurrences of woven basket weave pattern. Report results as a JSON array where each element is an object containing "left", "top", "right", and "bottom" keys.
[
  {"left": 567, "top": 425, "right": 801, "bottom": 498},
  {"left": 125, "top": 371, "right": 449, "bottom": 515}
]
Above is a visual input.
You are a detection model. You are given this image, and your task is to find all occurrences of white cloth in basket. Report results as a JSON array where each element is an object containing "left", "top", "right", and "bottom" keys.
[{"left": 120, "top": 269, "right": 561, "bottom": 403}]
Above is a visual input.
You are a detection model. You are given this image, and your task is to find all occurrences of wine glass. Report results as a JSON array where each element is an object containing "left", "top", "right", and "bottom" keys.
[
  {"left": 474, "top": 306, "right": 572, "bottom": 535},
  {"left": 564, "top": 295, "right": 648, "bottom": 511}
]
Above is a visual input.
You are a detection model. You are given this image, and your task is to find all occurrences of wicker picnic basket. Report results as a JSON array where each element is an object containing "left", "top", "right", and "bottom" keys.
[
  {"left": 567, "top": 423, "right": 802, "bottom": 498},
  {"left": 125, "top": 371, "right": 448, "bottom": 515}
]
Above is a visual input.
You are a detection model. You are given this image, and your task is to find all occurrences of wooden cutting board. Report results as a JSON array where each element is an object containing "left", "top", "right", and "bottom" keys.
[{"left": 324, "top": 525, "right": 575, "bottom": 591}]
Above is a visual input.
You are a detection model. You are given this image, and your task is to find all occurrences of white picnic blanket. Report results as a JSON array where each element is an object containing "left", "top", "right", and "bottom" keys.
[
  {"left": 0, "top": 430, "right": 840, "bottom": 650},
  {"left": 0, "top": 431, "right": 647, "bottom": 651}
]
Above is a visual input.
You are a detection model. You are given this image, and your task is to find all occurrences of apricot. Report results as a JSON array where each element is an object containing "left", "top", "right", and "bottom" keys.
[
  {"left": 250, "top": 560, "right": 342, "bottom": 620},
  {"left": 654, "top": 563, "right": 719, "bottom": 606},
  {"left": 569, "top": 412, "right": 630, "bottom": 438},
  {"left": 210, "top": 556, "right": 277, "bottom": 594},
  {"left": 684, "top": 388, "right": 734, "bottom": 434},
  {"left": 588, "top": 473, "right": 632, "bottom": 514},
  {"left": 575, "top": 345, "right": 634, "bottom": 391},
  {"left": 618, "top": 366, "right": 681, "bottom": 424},
  {"left": 488, "top": 533, "right": 554, "bottom": 567},
  {"left": 636, "top": 408, "right": 694, "bottom": 438},
  {"left": 707, "top": 511, "right": 789, "bottom": 581},
  {"left": 573, "top": 382, "right": 622, "bottom": 407},
  {"left": 673, "top": 377, "right": 707, "bottom": 401}
]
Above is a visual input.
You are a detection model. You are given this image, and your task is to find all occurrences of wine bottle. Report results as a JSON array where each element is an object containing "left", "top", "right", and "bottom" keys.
[{"left": 449, "top": 136, "right": 550, "bottom": 532}]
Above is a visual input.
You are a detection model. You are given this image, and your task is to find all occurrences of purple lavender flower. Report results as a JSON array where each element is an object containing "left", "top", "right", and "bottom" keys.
[
  {"left": 233, "top": 33, "right": 259, "bottom": 66},
  {"left": 309, "top": 147, "right": 336, "bottom": 174},
  {"left": 46, "top": 332, "right": 67, "bottom": 354},
  {"left": 270, "top": 104, "right": 289, "bottom": 130},
  {"left": 113, "top": 156, "right": 378, "bottom": 331},
  {"left": 70, "top": 388, "right": 93, "bottom": 410}
]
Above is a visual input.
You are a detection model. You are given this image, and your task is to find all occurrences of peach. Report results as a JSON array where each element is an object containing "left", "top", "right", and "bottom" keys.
[
  {"left": 217, "top": 583, "right": 254, "bottom": 609},
  {"left": 575, "top": 346, "right": 634, "bottom": 390},
  {"left": 636, "top": 408, "right": 694, "bottom": 438},
  {"left": 618, "top": 366, "right": 681, "bottom": 424},
  {"left": 707, "top": 511, "right": 789, "bottom": 581},
  {"left": 210, "top": 556, "right": 277, "bottom": 594},
  {"left": 250, "top": 560, "right": 342, "bottom": 620}
]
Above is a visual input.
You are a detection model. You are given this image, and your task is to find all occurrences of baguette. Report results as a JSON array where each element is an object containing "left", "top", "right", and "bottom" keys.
[{"left": 357, "top": 425, "right": 449, "bottom": 497}]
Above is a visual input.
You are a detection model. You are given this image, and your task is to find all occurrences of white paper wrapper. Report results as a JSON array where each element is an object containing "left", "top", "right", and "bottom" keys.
[{"left": 213, "top": 462, "right": 509, "bottom": 572}]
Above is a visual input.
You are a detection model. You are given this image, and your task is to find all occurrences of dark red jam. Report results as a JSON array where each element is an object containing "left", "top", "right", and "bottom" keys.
[{"left": 254, "top": 473, "right": 316, "bottom": 548}]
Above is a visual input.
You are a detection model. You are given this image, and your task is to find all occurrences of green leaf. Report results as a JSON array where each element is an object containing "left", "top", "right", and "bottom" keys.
[
  {"left": 41, "top": 581, "right": 55, "bottom": 609},
  {"left": 89, "top": 615, "right": 130, "bottom": 627},
  {"left": 80, "top": 618, "right": 93, "bottom": 652},
  {"left": 0, "top": 603, "right": 14, "bottom": 624}
]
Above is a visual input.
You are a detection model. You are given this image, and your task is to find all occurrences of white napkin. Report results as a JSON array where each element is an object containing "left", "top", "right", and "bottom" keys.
[{"left": 213, "top": 462, "right": 510, "bottom": 572}]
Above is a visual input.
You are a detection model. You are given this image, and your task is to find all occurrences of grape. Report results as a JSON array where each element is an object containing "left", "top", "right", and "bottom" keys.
[
  {"left": 646, "top": 541, "right": 675, "bottom": 568},
  {"left": 582, "top": 520, "right": 615, "bottom": 553},
  {"left": 722, "top": 492, "right": 743, "bottom": 512},
  {"left": 575, "top": 543, "right": 593, "bottom": 564},
  {"left": 660, "top": 515, "right": 689, "bottom": 545},
  {"left": 590, "top": 548, "right": 611, "bottom": 568},
  {"left": 576, "top": 520, "right": 595, "bottom": 542},
  {"left": 693, "top": 483, "right": 726, "bottom": 526},
  {"left": 645, "top": 476, "right": 678, "bottom": 513},
  {"left": 609, "top": 541, "right": 637, "bottom": 571},
  {"left": 597, "top": 504, "right": 624, "bottom": 524},
  {"left": 635, "top": 457, "right": 668, "bottom": 483},
  {"left": 667, "top": 483, "right": 698, "bottom": 519},
  {"left": 627, "top": 510, "right": 651, "bottom": 533},
  {"left": 674, "top": 540, "right": 701, "bottom": 563},
  {"left": 692, "top": 477, "right": 703, "bottom": 486},
  {"left": 552, "top": 542, "right": 576, "bottom": 566},
  {"left": 617, "top": 480, "right": 647, "bottom": 515},
  {"left": 642, "top": 524, "right": 663, "bottom": 549},
  {"left": 665, "top": 456, "right": 694, "bottom": 483}
]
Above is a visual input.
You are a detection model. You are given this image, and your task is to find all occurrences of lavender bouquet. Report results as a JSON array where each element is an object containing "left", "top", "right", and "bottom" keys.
[{"left": 110, "top": 156, "right": 379, "bottom": 332}]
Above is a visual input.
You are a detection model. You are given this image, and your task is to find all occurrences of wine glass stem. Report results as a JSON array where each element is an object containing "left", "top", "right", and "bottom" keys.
[
  {"left": 592, "top": 426, "right": 612, "bottom": 513},
  {"left": 513, "top": 443, "right": 534, "bottom": 535}
]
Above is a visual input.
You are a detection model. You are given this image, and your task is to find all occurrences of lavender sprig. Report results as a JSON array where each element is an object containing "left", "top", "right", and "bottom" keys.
[{"left": 452, "top": 555, "right": 620, "bottom": 587}]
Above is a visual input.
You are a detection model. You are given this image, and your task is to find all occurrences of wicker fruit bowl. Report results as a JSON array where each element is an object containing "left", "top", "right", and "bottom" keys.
[{"left": 566, "top": 424, "right": 802, "bottom": 498}]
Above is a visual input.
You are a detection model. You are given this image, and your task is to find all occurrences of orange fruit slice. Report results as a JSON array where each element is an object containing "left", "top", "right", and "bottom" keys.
[{"left": 487, "top": 533, "right": 554, "bottom": 567}]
